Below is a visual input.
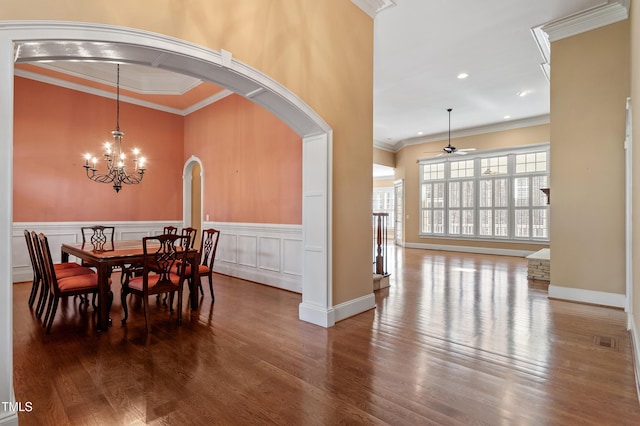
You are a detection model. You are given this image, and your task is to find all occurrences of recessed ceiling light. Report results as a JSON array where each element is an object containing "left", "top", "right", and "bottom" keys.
[
  {"left": 417, "top": 131, "right": 423, "bottom": 135},
  {"left": 457, "top": 73, "right": 469, "bottom": 79},
  {"left": 504, "top": 115, "right": 511, "bottom": 119},
  {"left": 517, "top": 90, "right": 527, "bottom": 97}
]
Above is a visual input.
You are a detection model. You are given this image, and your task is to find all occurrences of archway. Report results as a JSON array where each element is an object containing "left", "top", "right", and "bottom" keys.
[
  {"left": 0, "top": 21, "right": 335, "bottom": 419},
  {"left": 183, "top": 155, "right": 204, "bottom": 243}
]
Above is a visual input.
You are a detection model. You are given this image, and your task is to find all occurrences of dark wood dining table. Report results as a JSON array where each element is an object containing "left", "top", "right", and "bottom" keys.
[{"left": 61, "top": 239, "right": 201, "bottom": 331}]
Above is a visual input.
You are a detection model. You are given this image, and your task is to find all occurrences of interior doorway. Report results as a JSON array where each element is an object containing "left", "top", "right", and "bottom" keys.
[{"left": 184, "top": 157, "right": 203, "bottom": 248}]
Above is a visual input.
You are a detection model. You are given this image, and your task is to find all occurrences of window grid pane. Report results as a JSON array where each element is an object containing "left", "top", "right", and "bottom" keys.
[
  {"left": 481, "top": 156, "right": 508, "bottom": 175},
  {"left": 450, "top": 159, "right": 474, "bottom": 178},
  {"left": 449, "top": 182, "right": 460, "bottom": 208},
  {"left": 515, "top": 209, "right": 530, "bottom": 238},
  {"left": 514, "top": 177, "right": 529, "bottom": 207},
  {"left": 419, "top": 147, "right": 548, "bottom": 242},
  {"left": 423, "top": 163, "right": 445, "bottom": 180},
  {"left": 479, "top": 210, "right": 492, "bottom": 236},
  {"left": 479, "top": 180, "right": 492, "bottom": 208},
  {"left": 495, "top": 209, "right": 508, "bottom": 236}
]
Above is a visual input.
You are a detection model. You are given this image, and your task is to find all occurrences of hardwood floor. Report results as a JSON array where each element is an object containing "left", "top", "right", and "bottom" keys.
[{"left": 13, "top": 247, "right": 640, "bottom": 425}]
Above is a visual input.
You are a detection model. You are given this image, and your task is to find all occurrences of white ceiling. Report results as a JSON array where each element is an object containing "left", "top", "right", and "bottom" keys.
[{"left": 373, "top": 0, "right": 606, "bottom": 151}]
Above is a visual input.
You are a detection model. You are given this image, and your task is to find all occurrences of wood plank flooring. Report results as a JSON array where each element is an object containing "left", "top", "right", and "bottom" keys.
[{"left": 12, "top": 247, "right": 640, "bottom": 425}]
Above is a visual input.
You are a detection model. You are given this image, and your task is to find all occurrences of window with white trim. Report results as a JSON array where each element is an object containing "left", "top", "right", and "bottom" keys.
[{"left": 419, "top": 144, "right": 549, "bottom": 242}]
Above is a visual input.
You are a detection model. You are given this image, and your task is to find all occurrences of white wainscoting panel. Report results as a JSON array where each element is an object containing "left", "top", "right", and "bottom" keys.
[
  {"left": 13, "top": 221, "right": 303, "bottom": 294},
  {"left": 12, "top": 221, "right": 181, "bottom": 283},
  {"left": 237, "top": 235, "right": 258, "bottom": 268},
  {"left": 211, "top": 222, "right": 303, "bottom": 293}
]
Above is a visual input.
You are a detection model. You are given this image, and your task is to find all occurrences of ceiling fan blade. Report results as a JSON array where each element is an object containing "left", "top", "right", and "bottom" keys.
[
  {"left": 458, "top": 148, "right": 476, "bottom": 152},
  {"left": 454, "top": 151, "right": 468, "bottom": 155}
]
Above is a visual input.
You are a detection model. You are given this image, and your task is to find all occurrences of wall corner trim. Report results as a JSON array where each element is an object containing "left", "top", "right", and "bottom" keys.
[
  {"left": 299, "top": 303, "right": 335, "bottom": 328},
  {"left": 628, "top": 313, "right": 640, "bottom": 403},
  {"left": 350, "top": 0, "right": 396, "bottom": 19},
  {"left": 548, "top": 285, "right": 626, "bottom": 308},
  {"left": 0, "top": 409, "right": 19, "bottom": 426},
  {"left": 542, "top": 0, "right": 630, "bottom": 42}
]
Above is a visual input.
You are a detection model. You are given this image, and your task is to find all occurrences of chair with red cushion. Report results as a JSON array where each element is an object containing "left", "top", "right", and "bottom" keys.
[
  {"left": 37, "top": 233, "right": 102, "bottom": 334},
  {"left": 161, "top": 227, "right": 198, "bottom": 306},
  {"left": 186, "top": 228, "right": 220, "bottom": 302},
  {"left": 121, "top": 234, "right": 191, "bottom": 333},
  {"left": 27, "top": 230, "right": 88, "bottom": 320}
]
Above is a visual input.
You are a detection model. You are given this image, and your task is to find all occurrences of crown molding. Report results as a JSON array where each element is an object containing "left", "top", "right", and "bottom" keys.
[
  {"left": 373, "top": 140, "right": 397, "bottom": 152},
  {"left": 35, "top": 62, "right": 202, "bottom": 95},
  {"left": 351, "top": 0, "right": 396, "bottom": 18},
  {"left": 388, "top": 115, "right": 550, "bottom": 153},
  {"left": 542, "top": 0, "right": 629, "bottom": 42},
  {"left": 14, "top": 67, "right": 232, "bottom": 116}
]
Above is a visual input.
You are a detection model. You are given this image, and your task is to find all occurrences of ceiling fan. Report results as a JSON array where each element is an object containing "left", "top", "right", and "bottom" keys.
[{"left": 431, "top": 108, "right": 476, "bottom": 156}]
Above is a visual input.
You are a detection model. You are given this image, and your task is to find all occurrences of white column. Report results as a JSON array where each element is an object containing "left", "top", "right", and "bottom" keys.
[
  {"left": 299, "top": 132, "right": 334, "bottom": 327},
  {"left": 0, "top": 33, "right": 18, "bottom": 426}
]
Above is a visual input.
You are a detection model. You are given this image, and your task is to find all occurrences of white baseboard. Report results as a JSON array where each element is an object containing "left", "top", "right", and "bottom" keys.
[
  {"left": 404, "top": 242, "right": 535, "bottom": 257},
  {"left": 548, "top": 285, "right": 626, "bottom": 308},
  {"left": 0, "top": 411, "right": 18, "bottom": 426},
  {"left": 333, "top": 293, "right": 376, "bottom": 322},
  {"left": 549, "top": 285, "right": 626, "bottom": 308},
  {"left": 628, "top": 313, "right": 640, "bottom": 403},
  {"left": 299, "top": 302, "right": 335, "bottom": 328}
]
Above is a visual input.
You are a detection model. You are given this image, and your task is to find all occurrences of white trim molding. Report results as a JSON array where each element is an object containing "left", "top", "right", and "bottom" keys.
[
  {"left": 333, "top": 293, "right": 376, "bottom": 322},
  {"left": 351, "top": 0, "right": 396, "bottom": 19},
  {"left": 542, "top": 0, "right": 630, "bottom": 42},
  {"left": 14, "top": 67, "right": 234, "bottom": 117},
  {"left": 628, "top": 313, "right": 640, "bottom": 402},
  {"left": 0, "top": 411, "right": 18, "bottom": 426},
  {"left": 548, "top": 285, "right": 626, "bottom": 308},
  {"left": 211, "top": 222, "right": 303, "bottom": 293},
  {"left": 404, "top": 242, "right": 536, "bottom": 258}
]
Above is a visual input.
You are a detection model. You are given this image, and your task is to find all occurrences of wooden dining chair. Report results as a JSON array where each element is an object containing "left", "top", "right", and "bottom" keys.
[
  {"left": 28, "top": 231, "right": 89, "bottom": 319},
  {"left": 121, "top": 234, "right": 191, "bottom": 333},
  {"left": 161, "top": 227, "right": 198, "bottom": 307},
  {"left": 181, "top": 227, "right": 198, "bottom": 248},
  {"left": 37, "top": 233, "right": 101, "bottom": 334},
  {"left": 163, "top": 226, "right": 178, "bottom": 235},
  {"left": 184, "top": 228, "right": 220, "bottom": 301},
  {"left": 81, "top": 225, "right": 115, "bottom": 248}
]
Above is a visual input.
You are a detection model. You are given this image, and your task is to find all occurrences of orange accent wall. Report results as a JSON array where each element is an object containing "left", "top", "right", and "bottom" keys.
[
  {"left": 13, "top": 76, "right": 184, "bottom": 221},
  {"left": 184, "top": 94, "right": 302, "bottom": 224},
  {"left": 14, "top": 77, "right": 301, "bottom": 225}
]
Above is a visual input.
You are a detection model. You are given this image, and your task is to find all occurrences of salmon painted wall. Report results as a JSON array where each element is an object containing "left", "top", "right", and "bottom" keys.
[
  {"left": 13, "top": 76, "right": 184, "bottom": 221},
  {"left": 184, "top": 94, "right": 302, "bottom": 224}
]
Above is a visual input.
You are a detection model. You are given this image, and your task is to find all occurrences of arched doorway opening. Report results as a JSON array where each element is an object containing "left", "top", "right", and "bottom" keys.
[
  {"left": 0, "top": 21, "right": 336, "bottom": 416},
  {"left": 183, "top": 155, "right": 204, "bottom": 248}
]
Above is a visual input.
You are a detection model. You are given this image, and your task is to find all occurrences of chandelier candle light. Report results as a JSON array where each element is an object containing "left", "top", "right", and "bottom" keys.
[{"left": 84, "top": 64, "right": 146, "bottom": 192}]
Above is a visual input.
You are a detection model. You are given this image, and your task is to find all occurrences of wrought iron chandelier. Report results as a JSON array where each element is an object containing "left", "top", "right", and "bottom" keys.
[{"left": 83, "top": 64, "right": 146, "bottom": 192}]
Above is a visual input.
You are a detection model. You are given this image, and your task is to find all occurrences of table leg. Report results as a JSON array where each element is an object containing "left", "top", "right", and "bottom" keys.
[
  {"left": 61, "top": 250, "right": 69, "bottom": 263},
  {"left": 97, "top": 263, "right": 112, "bottom": 331},
  {"left": 190, "top": 253, "right": 200, "bottom": 310}
]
